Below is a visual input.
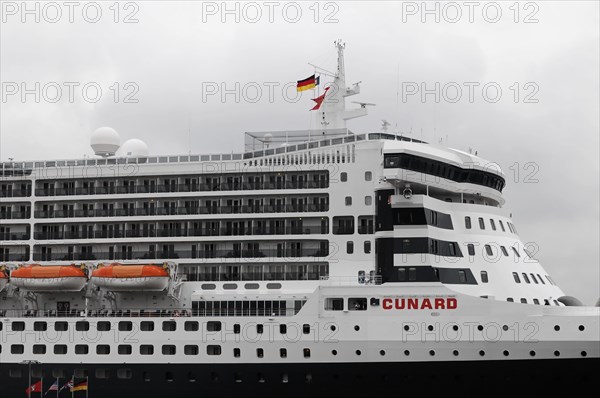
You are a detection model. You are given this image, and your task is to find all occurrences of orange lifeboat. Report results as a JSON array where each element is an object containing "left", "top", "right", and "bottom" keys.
[
  {"left": 0, "top": 268, "right": 8, "bottom": 292},
  {"left": 92, "top": 263, "right": 169, "bottom": 291},
  {"left": 10, "top": 264, "right": 87, "bottom": 292}
]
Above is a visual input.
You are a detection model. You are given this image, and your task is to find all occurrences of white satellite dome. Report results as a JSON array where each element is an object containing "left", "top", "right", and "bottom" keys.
[
  {"left": 91, "top": 127, "right": 121, "bottom": 157},
  {"left": 120, "top": 139, "right": 149, "bottom": 157}
]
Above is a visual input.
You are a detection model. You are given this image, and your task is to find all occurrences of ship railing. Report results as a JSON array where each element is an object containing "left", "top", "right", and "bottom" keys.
[
  {"left": 0, "top": 308, "right": 298, "bottom": 318},
  {"left": 319, "top": 275, "right": 382, "bottom": 286}
]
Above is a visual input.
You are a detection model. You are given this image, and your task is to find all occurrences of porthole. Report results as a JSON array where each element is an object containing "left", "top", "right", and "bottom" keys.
[
  {"left": 355, "top": 350, "right": 362, "bottom": 356},
  {"left": 578, "top": 325, "right": 585, "bottom": 331},
  {"left": 452, "top": 325, "right": 459, "bottom": 331},
  {"left": 502, "top": 325, "right": 508, "bottom": 331},
  {"left": 477, "top": 325, "right": 483, "bottom": 331},
  {"left": 404, "top": 350, "right": 410, "bottom": 356},
  {"left": 554, "top": 351, "right": 560, "bottom": 357},
  {"left": 354, "top": 325, "right": 360, "bottom": 331},
  {"left": 554, "top": 325, "right": 560, "bottom": 331},
  {"left": 453, "top": 350, "right": 459, "bottom": 356},
  {"left": 403, "top": 325, "right": 410, "bottom": 331},
  {"left": 479, "top": 350, "right": 485, "bottom": 356},
  {"left": 330, "top": 325, "right": 336, "bottom": 331},
  {"left": 529, "top": 350, "right": 536, "bottom": 357},
  {"left": 427, "top": 325, "right": 434, "bottom": 331},
  {"left": 503, "top": 350, "right": 509, "bottom": 357},
  {"left": 379, "top": 350, "right": 386, "bottom": 356},
  {"left": 331, "top": 350, "right": 337, "bottom": 356},
  {"left": 581, "top": 351, "right": 587, "bottom": 357},
  {"left": 429, "top": 350, "right": 435, "bottom": 356}
]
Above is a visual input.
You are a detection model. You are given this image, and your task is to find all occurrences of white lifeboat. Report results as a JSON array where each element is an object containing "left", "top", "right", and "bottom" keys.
[{"left": 92, "top": 263, "right": 169, "bottom": 291}]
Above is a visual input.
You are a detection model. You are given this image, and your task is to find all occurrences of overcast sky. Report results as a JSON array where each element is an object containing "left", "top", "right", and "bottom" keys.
[{"left": 1, "top": 1, "right": 598, "bottom": 304}]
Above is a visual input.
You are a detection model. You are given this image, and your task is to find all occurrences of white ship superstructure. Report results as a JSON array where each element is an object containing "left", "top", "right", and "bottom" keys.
[{"left": 0, "top": 42, "right": 598, "bottom": 396}]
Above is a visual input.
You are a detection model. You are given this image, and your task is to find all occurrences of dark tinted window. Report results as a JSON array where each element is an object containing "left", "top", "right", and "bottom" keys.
[
  {"left": 481, "top": 271, "right": 488, "bottom": 283},
  {"left": 465, "top": 216, "right": 471, "bottom": 229},
  {"left": 467, "top": 244, "right": 475, "bottom": 256}
]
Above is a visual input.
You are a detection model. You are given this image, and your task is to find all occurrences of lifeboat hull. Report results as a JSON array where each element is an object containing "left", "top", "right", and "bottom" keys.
[
  {"left": 92, "top": 276, "right": 169, "bottom": 291},
  {"left": 10, "top": 277, "right": 87, "bottom": 292}
]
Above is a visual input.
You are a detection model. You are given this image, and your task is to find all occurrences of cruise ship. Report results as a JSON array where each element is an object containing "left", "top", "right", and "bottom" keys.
[{"left": 1, "top": 42, "right": 598, "bottom": 396}]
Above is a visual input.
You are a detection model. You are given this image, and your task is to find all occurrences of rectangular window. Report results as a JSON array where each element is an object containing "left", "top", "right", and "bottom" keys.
[
  {"left": 12, "top": 321, "right": 25, "bottom": 331},
  {"left": 96, "top": 345, "right": 110, "bottom": 355},
  {"left": 257, "top": 324, "right": 264, "bottom": 334},
  {"left": 55, "top": 322, "right": 68, "bottom": 331},
  {"left": 234, "top": 324, "right": 241, "bottom": 334},
  {"left": 162, "top": 345, "right": 176, "bottom": 355},
  {"left": 512, "top": 272, "right": 521, "bottom": 283},
  {"left": 345, "top": 196, "right": 352, "bottom": 206},
  {"left": 75, "top": 345, "right": 88, "bottom": 355},
  {"left": 484, "top": 245, "right": 493, "bottom": 256},
  {"left": 206, "top": 321, "right": 221, "bottom": 332},
  {"left": 458, "top": 270, "right": 467, "bottom": 283},
  {"left": 280, "top": 324, "right": 287, "bottom": 334},
  {"left": 257, "top": 348, "right": 264, "bottom": 358},
  {"left": 533, "top": 299, "right": 540, "bottom": 305},
  {"left": 365, "top": 171, "right": 372, "bottom": 181},
  {"left": 340, "top": 172, "right": 347, "bottom": 182},
  {"left": 478, "top": 217, "right": 485, "bottom": 230},
  {"left": 465, "top": 216, "right": 471, "bottom": 229},
  {"left": 33, "top": 344, "right": 46, "bottom": 354},
  {"left": 348, "top": 298, "right": 367, "bottom": 311},
  {"left": 119, "top": 321, "right": 132, "bottom": 331},
  {"left": 140, "top": 345, "right": 154, "bottom": 355},
  {"left": 481, "top": 271, "right": 488, "bottom": 283},
  {"left": 11, "top": 345, "right": 24, "bottom": 354},
  {"left": 449, "top": 242, "right": 456, "bottom": 256},
  {"left": 365, "top": 196, "right": 372, "bottom": 206},
  {"left": 522, "top": 273, "right": 530, "bottom": 284},
  {"left": 280, "top": 348, "right": 287, "bottom": 358},
  {"left": 162, "top": 321, "right": 176, "bottom": 331},
  {"left": 118, "top": 345, "right": 132, "bottom": 355},
  {"left": 207, "top": 345, "right": 222, "bottom": 355},
  {"left": 76, "top": 321, "right": 89, "bottom": 331},
  {"left": 54, "top": 345, "right": 67, "bottom": 355},
  {"left": 346, "top": 241, "right": 354, "bottom": 254},
  {"left": 117, "top": 369, "right": 132, "bottom": 380},
  {"left": 34, "top": 322, "right": 47, "bottom": 332},
  {"left": 520, "top": 298, "right": 527, "bottom": 304},
  {"left": 325, "top": 298, "right": 343, "bottom": 311},
  {"left": 364, "top": 240, "right": 371, "bottom": 254},
  {"left": 490, "top": 219, "right": 496, "bottom": 231},
  {"left": 140, "top": 321, "right": 154, "bottom": 331},
  {"left": 467, "top": 244, "right": 475, "bottom": 256},
  {"left": 233, "top": 348, "right": 241, "bottom": 357},
  {"left": 408, "top": 267, "right": 417, "bottom": 281},
  {"left": 303, "top": 324, "right": 310, "bottom": 334},
  {"left": 95, "top": 369, "right": 110, "bottom": 379},
  {"left": 507, "top": 297, "right": 514, "bottom": 302},
  {"left": 500, "top": 246, "right": 509, "bottom": 256},
  {"left": 512, "top": 247, "right": 521, "bottom": 258},
  {"left": 303, "top": 348, "right": 311, "bottom": 358},
  {"left": 98, "top": 321, "right": 111, "bottom": 331},
  {"left": 499, "top": 220, "right": 506, "bottom": 232}
]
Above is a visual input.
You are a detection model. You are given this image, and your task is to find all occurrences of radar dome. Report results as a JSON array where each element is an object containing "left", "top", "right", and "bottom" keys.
[
  {"left": 91, "top": 127, "right": 121, "bottom": 157},
  {"left": 120, "top": 139, "right": 149, "bottom": 157}
]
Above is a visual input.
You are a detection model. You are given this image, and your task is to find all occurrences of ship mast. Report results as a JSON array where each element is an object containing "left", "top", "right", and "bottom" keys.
[{"left": 312, "top": 40, "right": 369, "bottom": 131}]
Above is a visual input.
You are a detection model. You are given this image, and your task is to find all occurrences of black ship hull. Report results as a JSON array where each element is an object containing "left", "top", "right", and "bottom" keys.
[{"left": 2, "top": 358, "right": 597, "bottom": 397}]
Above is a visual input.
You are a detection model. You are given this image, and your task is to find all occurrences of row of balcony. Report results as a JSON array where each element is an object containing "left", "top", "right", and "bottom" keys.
[
  {"left": 32, "top": 248, "right": 329, "bottom": 262},
  {"left": 0, "top": 211, "right": 30, "bottom": 220},
  {"left": 32, "top": 226, "right": 327, "bottom": 240},
  {"left": 31, "top": 204, "right": 328, "bottom": 219},
  {"left": 33, "top": 181, "right": 328, "bottom": 197},
  {"left": 0, "top": 188, "right": 31, "bottom": 198}
]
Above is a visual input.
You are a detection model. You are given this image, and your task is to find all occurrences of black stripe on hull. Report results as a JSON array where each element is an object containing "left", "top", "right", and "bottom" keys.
[{"left": 1, "top": 359, "right": 598, "bottom": 397}]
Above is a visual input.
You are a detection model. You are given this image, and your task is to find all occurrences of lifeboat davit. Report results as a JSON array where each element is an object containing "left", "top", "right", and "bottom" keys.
[
  {"left": 92, "top": 264, "right": 169, "bottom": 291},
  {"left": 0, "top": 269, "right": 8, "bottom": 292},
  {"left": 10, "top": 264, "right": 87, "bottom": 292}
]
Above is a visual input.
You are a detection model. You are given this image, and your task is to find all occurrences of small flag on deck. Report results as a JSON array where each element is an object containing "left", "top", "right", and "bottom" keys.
[
  {"left": 70, "top": 380, "right": 88, "bottom": 392},
  {"left": 45, "top": 380, "right": 59, "bottom": 395},
  {"left": 310, "top": 86, "right": 330, "bottom": 110},
  {"left": 25, "top": 380, "right": 42, "bottom": 395},
  {"left": 297, "top": 74, "right": 319, "bottom": 92},
  {"left": 59, "top": 379, "right": 73, "bottom": 392}
]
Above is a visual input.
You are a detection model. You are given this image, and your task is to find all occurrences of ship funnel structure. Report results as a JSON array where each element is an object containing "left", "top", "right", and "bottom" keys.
[{"left": 312, "top": 40, "right": 370, "bottom": 130}]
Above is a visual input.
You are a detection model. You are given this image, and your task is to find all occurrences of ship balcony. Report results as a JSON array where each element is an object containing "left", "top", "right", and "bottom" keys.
[
  {"left": 31, "top": 248, "right": 329, "bottom": 262},
  {"left": 32, "top": 204, "right": 329, "bottom": 219},
  {"left": 0, "top": 211, "right": 31, "bottom": 220}
]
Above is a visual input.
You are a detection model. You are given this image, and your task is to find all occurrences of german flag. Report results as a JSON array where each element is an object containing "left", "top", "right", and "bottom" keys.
[
  {"left": 70, "top": 381, "right": 88, "bottom": 392},
  {"left": 297, "top": 75, "right": 320, "bottom": 92}
]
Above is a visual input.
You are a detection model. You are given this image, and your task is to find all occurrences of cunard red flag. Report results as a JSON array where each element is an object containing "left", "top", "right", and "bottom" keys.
[
  {"left": 25, "top": 380, "right": 42, "bottom": 395},
  {"left": 310, "top": 87, "right": 330, "bottom": 110}
]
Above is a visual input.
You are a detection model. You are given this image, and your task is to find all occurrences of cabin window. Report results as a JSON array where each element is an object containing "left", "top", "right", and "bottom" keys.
[
  {"left": 11, "top": 345, "right": 24, "bottom": 354},
  {"left": 280, "top": 324, "right": 287, "bottom": 334},
  {"left": 98, "top": 321, "right": 111, "bottom": 331},
  {"left": 345, "top": 196, "right": 352, "bottom": 206},
  {"left": 76, "top": 321, "right": 89, "bottom": 331},
  {"left": 458, "top": 270, "right": 467, "bottom": 283},
  {"left": 522, "top": 273, "right": 531, "bottom": 284},
  {"left": 365, "top": 196, "right": 372, "bottom": 206},
  {"left": 530, "top": 274, "right": 539, "bottom": 284},
  {"left": 484, "top": 245, "right": 493, "bottom": 256},
  {"left": 533, "top": 299, "right": 540, "bottom": 305},
  {"left": 449, "top": 242, "right": 456, "bottom": 256},
  {"left": 257, "top": 324, "right": 264, "bottom": 334},
  {"left": 34, "top": 322, "right": 47, "bottom": 331},
  {"left": 520, "top": 298, "right": 527, "bottom": 304},
  {"left": 280, "top": 348, "right": 287, "bottom": 358},
  {"left": 75, "top": 345, "right": 89, "bottom": 355},
  {"left": 12, "top": 321, "right": 25, "bottom": 331},
  {"left": 118, "top": 345, "right": 132, "bottom": 355},
  {"left": 119, "top": 321, "right": 132, "bottom": 331},
  {"left": 303, "top": 324, "right": 311, "bottom": 334},
  {"left": 340, "top": 172, "right": 347, "bottom": 182},
  {"left": 33, "top": 344, "right": 46, "bottom": 354},
  {"left": 97, "top": 345, "right": 110, "bottom": 355},
  {"left": 54, "top": 345, "right": 67, "bottom": 355},
  {"left": 501, "top": 246, "right": 509, "bottom": 256},
  {"left": 478, "top": 217, "right": 485, "bottom": 229},
  {"left": 303, "top": 348, "right": 311, "bottom": 358},
  {"left": 162, "top": 345, "right": 176, "bottom": 355},
  {"left": 162, "top": 321, "right": 176, "bottom": 331},
  {"left": 257, "top": 348, "right": 264, "bottom": 358},
  {"left": 490, "top": 219, "right": 496, "bottom": 231},
  {"left": 347, "top": 241, "right": 354, "bottom": 254},
  {"left": 325, "top": 298, "right": 344, "bottom": 311},
  {"left": 481, "top": 271, "right": 489, "bottom": 283},
  {"left": 499, "top": 220, "right": 506, "bottom": 232},
  {"left": 365, "top": 171, "right": 372, "bottom": 181},
  {"left": 465, "top": 216, "right": 471, "bottom": 229},
  {"left": 467, "top": 244, "right": 475, "bottom": 256},
  {"left": 512, "top": 247, "right": 521, "bottom": 258},
  {"left": 140, "top": 345, "right": 154, "bottom": 355},
  {"left": 513, "top": 272, "right": 521, "bottom": 283},
  {"left": 537, "top": 274, "right": 545, "bottom": 284},
  {"left": 207, "top": 345, "right": 222, "bottom": 355},
  {"left": 206, "top": 321, "right": 221, "bottom": 332},
  {"left": 408, "top": 267, "right": 417, "bottom": 281},
  {"left": 117, "top": 369, "right": 132, "bottom": 379},
  {"left": 364, "top": 240, "right": 371, "bottom": 254},
  {"left": 507, "top": 298, "right": 514, "bottom": 302},
  {"left": 233, "top": 348, "right": 241, "bottom": 357},
  {"left": 348, "top": 298, "right": 367, "bottom": 311},
  {"left": 184, "top": 345, "right": 198, "bottom": 355}
]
